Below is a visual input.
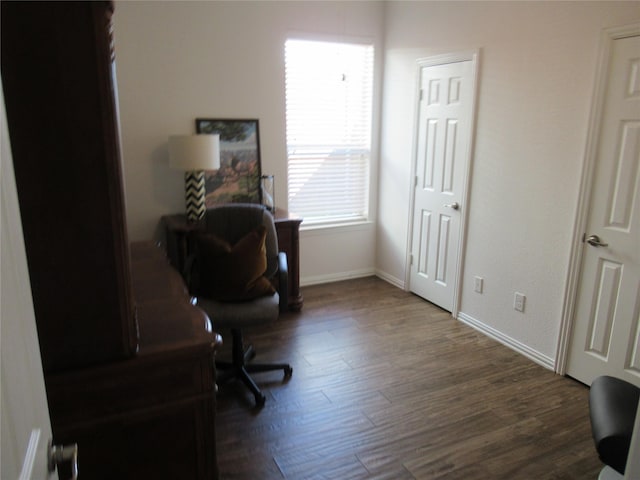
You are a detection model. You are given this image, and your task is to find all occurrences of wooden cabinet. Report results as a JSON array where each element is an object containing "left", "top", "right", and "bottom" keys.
[
  {"left": 2, "top": 3, "right": 219, "bottom": 478},
  {"left": 2, "top": 0, "right": 137, "bottom": 373},
  {"left": 46, "top": 298, "right": 221, "bottom": 480},
  {"left": 163, "top": 208, "right": 304, "bottom": 311}
]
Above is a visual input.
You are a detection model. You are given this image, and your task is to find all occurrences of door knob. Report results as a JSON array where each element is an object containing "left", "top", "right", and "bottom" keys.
[
  {"left": 48, "top": 441, "right": 78, "bottom": 480},
  {"left": 585, "top": 234, "right": 608, "bottom": 247},
  {"left": 444, "top": 202, "right": 460, "bottom": 210}
]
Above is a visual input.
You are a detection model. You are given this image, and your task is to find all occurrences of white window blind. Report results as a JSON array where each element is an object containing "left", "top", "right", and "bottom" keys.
[{"left": 285, "top": 39, "right": 373, "bottom": 225}]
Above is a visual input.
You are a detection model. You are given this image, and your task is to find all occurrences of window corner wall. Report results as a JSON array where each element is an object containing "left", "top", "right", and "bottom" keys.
[
  {"left": 114, "top": 1, "right": 385, "bottom": 285},
  {"left": 283, "top": 33, "right": 383, "bottom": 285}
]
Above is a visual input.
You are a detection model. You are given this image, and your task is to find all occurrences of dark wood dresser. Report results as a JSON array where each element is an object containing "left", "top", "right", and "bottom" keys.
[
  {"left": 45, "top": 242, "right": 221, "bottom": 479},
  {"left": 2, "top": 2, "right": 220, "bottom": 478}
]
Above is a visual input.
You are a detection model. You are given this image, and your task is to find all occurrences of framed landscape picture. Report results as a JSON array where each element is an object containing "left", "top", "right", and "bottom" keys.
[{"left": 195, "top": 118, "right": 262, "bottom": 206}]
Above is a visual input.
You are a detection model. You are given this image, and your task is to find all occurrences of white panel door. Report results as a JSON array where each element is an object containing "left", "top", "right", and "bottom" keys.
[
  {"left": 410, "top": 59, "right": 474, "bottom": 312},
  {"left": 567, "top": 34, "right": 640, "bottom": 387}
]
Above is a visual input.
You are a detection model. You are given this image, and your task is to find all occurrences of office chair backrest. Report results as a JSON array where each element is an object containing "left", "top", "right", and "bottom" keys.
[{"left": 203, "top": 203, "right": 279, "bottom": 279}]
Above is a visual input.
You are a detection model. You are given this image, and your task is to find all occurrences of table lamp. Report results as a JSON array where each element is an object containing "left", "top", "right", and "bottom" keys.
[{"left": 169, "top": 134, "right": 220, "bottom": 221}]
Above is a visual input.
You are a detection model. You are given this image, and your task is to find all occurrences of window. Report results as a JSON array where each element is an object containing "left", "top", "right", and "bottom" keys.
[{"left": 285, "top": 38, "right": 374, "bottom": 226}]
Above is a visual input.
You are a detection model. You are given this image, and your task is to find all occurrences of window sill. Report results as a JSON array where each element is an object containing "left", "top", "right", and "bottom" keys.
[{"left": 300, "top": 219, "right": 374, "bottom": 235}]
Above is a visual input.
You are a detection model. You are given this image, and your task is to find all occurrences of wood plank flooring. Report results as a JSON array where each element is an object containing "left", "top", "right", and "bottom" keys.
[{"left": 214, "top": 277, "right": 602, "bottom": 479}]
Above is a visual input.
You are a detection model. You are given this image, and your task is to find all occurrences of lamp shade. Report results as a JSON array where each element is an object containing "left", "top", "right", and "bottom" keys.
[{"left": 168, "top": 134, "right": 220, "bottom": 171}]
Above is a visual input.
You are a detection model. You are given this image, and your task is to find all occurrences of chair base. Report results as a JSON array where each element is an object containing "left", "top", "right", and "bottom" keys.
[{"left": 216, "top": 329, "right": 292, "bottom": 407}]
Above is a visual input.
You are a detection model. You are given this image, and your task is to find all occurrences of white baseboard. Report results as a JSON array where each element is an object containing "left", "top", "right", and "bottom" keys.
[
  {"left": 300, "top": 268, "right": 376, "bottom": 287},
  {"left": 300, "top": 269, "right": 407, "bottom": 289},
  {"left": 374, "top": 269, "right": 405, "bottom": 289},
  {"left": 457, "top": 312, "right": 555, "bottom": 371}
]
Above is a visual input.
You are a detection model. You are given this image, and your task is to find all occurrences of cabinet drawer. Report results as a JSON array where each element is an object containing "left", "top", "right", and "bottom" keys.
[{"left": 46, "top": 351, "right": 215, "bottom": 428}]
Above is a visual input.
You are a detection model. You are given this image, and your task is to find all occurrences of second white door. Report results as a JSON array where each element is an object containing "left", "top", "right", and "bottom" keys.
[
  {"left": 410, "top": 58, "right": 475, "bottom": 312},
  {"left": 567, "top": 32, "right": 640, "bottom": 387}
]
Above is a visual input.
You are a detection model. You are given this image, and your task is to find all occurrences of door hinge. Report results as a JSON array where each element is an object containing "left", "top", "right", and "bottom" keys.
[
  {"left": 415, "top": 175, "right": 419, "bottom": 187},
  {"left": 410, "top": 254, "right": 414, "bottom": 265},
  {"left": 419, "top": 89, "right": 424, "bottom": 102}
]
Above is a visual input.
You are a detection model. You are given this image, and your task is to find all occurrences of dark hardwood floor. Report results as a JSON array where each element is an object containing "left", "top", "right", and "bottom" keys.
[{"left": 214, "top": 277, "right": 601, "bottom": 479}]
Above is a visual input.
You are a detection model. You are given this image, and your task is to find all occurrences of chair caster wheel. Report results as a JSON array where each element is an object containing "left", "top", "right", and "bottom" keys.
[
  {"left": 255, "top": 393, "right": 266, "bottom": 407},
  {"left": 284, "top": 366, "right": 293, "bottom": 378}
]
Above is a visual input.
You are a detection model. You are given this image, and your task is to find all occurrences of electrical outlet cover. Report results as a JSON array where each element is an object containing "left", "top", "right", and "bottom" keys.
[{"left": 514, "top": 292, "right": 526, "bottom": 312}]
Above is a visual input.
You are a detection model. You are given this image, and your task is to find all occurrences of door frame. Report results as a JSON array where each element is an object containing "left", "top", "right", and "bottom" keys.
[
  {"left": 405, "top": 49, "right": 480, "bottom": 318},
  {"left": 1, "top": 84, "right": 54, "bottom": 479},
  {"left": 555, "top": 23, "right": 640, "bottom": 375}
]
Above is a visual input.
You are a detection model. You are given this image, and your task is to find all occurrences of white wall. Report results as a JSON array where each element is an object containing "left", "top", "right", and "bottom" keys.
[
  {"left": 114, "top": 1, "right": 384, "bottom": 283},
  {"left": 115, "top": 1, "right": 640, "bottom": 366},
  {"left": 378, "top": 1, "right": 640, "bottom": 365}
]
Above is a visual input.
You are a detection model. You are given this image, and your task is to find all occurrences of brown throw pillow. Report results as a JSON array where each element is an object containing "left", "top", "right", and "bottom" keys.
[{"left": 195, "top": 225, "right": 276, "bottom": 302}]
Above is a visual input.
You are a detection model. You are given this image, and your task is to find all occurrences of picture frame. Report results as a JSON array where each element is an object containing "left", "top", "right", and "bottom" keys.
[{"left": 195, "top": 118, "right": 262, "bottom": 206}]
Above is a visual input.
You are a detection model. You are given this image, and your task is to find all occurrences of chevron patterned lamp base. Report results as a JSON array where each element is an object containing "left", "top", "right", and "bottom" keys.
[{"left": 185, "top": 170, "right": 206, "bottom": 221}]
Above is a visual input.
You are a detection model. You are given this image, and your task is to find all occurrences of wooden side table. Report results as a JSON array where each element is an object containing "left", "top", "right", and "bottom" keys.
[
  {"left": 162, "top": 208, "right": 303, "bottom": 311},
  {"left": 161, "top": 214, "right": 204, "bottom": 275},
  {"left": 273, "top": 208, "right": 303, "bottom": 311}
]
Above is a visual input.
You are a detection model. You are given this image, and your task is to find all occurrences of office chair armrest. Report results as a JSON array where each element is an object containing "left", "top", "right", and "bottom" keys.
[{"left": 277, "top": 251, "right": 288, "bottom": 312}]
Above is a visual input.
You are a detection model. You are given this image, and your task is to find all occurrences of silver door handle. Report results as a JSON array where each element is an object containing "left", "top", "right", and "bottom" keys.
[
  {"left": 586, "top": 234, "right": 608, "bottom": 247},
  {"left": 49, "top": 441, "right": 78, "bottom": 480},
  {"left": 444, "top": 202, "right": 460, "bottom": 210}
]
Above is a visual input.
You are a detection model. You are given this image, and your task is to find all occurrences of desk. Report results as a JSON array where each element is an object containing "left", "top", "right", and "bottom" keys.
[{"left": 162, "top": 208, "right": 303, "bottom": 311}]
